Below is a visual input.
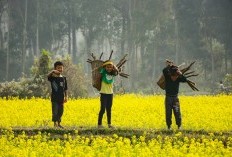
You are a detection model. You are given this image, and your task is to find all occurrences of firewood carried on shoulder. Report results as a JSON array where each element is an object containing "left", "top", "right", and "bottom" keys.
[
  {"left": 157, "top": 59, "right": 199, "bottom": 91},
  {"left": 87, "top": 50, "right": 129, "bottom": 91}
]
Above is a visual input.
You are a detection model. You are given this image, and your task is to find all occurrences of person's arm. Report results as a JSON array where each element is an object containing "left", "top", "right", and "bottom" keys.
[
  {"left": 64, "top": 90, "right": 68, "bottom": 103},
  {"left": 162, "top": 66, "right": 170, "bottom": 77},
  {"left": 64, "top": 77, "right": 68, "bottom": 103},
  {"left": 112, "top": 65, "right": 119, "bottom": 76},
  {"left": 178, "top": 74, "right": 187, "bottom": 82},
  {"left": 47, "top": 70, "right": 60, "bottom": 80},
  {"left": 163, "top": 59, "right": 173, "bottom": 77}
]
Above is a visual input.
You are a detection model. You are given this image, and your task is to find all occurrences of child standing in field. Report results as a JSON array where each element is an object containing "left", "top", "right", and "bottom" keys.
[
  {"left": 47, "top": 61, "right": 68, "bottom": 128},
  {"left": 162, "top": 60, "right": 187, "bottom": 130},
  {"left": 98, "top": 60, "right": 118, "bottom": 129}
]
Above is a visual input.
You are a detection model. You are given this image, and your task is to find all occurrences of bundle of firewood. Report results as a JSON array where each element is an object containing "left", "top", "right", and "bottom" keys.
[
  {"left": 87, "top": 50, "right": 129, "bottom": 91},
  {"left": 157, "top": 60, "right": 199, "bottom": 91}
]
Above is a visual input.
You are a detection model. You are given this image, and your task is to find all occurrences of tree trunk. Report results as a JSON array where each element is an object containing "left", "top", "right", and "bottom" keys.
[
  {"left": 224, "top": 46, "right": 228, "bottom": 73},
  {"left": 204, "top": 59, "right": 207, "bottom": 80},
  {"left": 68, "top": 14, "right": 72, "bottom": 55},
  {"left": 120, "top": 16, "right": 126, "bottom": 56},
  {"left": 72, "top": 26, "right": 77, "bottom": 64},
  {"left": 35, "top": 0, "right": 39, "bottom": 57},
  {"left": 0, "top": 25, "right": 2, "bottom": 50},
  {"left": 152, "top": 42, "right": 157, "bottom": 80},
  {"left": 22, "top": 0, "right": 28, "bottom": 75},
  {"left": 210, "top": 38, "right": 215, "bottom": 81},
  {"left": 6, "top": 3, "right": 10, "bottom": 81},
  {"left": 127, "top": 0, "right": 134, "bottom": 91},
  {"left": 6, "top": 31, "right": 9, "bottom": 81},
  {"left": 49, "top": 3, "right": 54, "bottom": 52},
  {"left": 174, "top": 16, "right": 179, "bottom": 64},
  {"left": 68, "top": 1, "right": 72, "bottom": 56},
  {"left": 85, "top": 32, "right": 93, "bottom": 72}
]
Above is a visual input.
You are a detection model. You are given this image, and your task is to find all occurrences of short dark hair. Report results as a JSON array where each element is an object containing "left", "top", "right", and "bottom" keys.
[{"left": 54, "top": 61, "right": 64, "bottom": 68}]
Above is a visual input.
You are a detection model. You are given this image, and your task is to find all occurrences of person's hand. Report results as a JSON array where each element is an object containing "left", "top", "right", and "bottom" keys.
[
  {"left": 113, "top": 65, "right": 119, "bottom": 72},
  {"left": 112, "top": 65, "right": 119, "bottom": 76},
  {"left": 176, "top": 69, "right": 182, "bottom": 75},
  {"left": 64, "top": 97, "right": 68, "bottom": 103},
  {"left": 52, "top": 70, "right": 61, "bottom": 75}
]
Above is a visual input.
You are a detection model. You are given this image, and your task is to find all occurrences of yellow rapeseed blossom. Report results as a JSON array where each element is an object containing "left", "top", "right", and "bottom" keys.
[
  {"left": 0, "top": 94, "right": 231, "bottom": 131},
  {"left": 0, "top": 94, "right": 231, "bottom": 156}
]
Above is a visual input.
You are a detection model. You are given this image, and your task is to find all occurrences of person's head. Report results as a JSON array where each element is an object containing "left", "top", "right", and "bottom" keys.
[
  {"left": 170, "top": 66, "right": 179, "bottom": 81},
  {"left": 103, "top": 60, "right": 114, "bottom": 73},
  {"left": 54, "top": 61, "right": 64, "bottom": 73}
]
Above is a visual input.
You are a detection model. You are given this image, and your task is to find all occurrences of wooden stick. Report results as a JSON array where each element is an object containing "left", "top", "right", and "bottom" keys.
[
  {"left": 187, "top": 80, "right": 196, "bottom": 86},
  {"left": 109, "top": 50, "right": 113, "bottom": 60},
  {"left": 190, "top": 84, "right": 199, "bottom": 91},
  {"left": 91, "top": 53, "right": 96, "bottom": 60},
  {"left": 181, "top": 61, "right": 196, "bottom": 74},
  {"left": 117, "top": 60, "right": 127, "bottom": 69},
  {"left": 186, "top": 80, "right": 199, "bottom": 91},
  {"left": 99, "top": 52, "right": 103, "bottom": 60},
  {"left": 166, "top": 59, "right": 173, "bottom": 64},
  {"left": 87, "top": 59, "right": 92, "bottom": 62},
  {"left": 120, "top": 54, "right": 128, "bottom": 61},
  {"left": 185, "top": 74, "right": 199, "bottom": 78},
  {"left": 187, "top": 81, "right": 196, "bottom": 91},
  {"left": 119, "top": 73, "right": 129, "bottom": 78},
  {"left": 116, "top": 54, "right": 128, "bottom": 67},
  {"left": 116, "top": 59, "right": 126, "bottom": 67},
  {"left": 119, "top": 72, "right": 129, "bottom": 77},
  {"left": 187, "top": 82, "right": 195, "bottom": 91},
  {"left": 184, "top": 71, "right": 195, "bottom": 75},
  {"left": 116, "top": 59, "right": 125, "bottom": 67}
]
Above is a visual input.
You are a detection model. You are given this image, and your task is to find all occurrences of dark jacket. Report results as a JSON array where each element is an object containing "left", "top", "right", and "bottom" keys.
[
  {"left": 163, "top": 66, "right": 187, "bottom": 96},
  {"left": 48, "top": 76, "right": 67, "bottom": 103}
]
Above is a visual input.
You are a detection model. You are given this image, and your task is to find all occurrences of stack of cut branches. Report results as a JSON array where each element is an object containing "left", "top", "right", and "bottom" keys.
[
  {"left": 157, "top": 60, "right": 199, "bottom": 91},
  {"left": 87, "top": 50, "right": 129, "bottom": 91},
  {"left": 181, "top": 61, "right": 199, "bottom": 91}
]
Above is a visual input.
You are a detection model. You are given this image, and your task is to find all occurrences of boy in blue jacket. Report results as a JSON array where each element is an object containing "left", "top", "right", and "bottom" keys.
[{"left": 47, "top": 61, "right": 68, "bottom": 128}]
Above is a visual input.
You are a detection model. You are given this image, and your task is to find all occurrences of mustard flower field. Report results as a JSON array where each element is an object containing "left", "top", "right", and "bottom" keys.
[{"left": 0, "top": 94, "right": 231, "bottom": 157}]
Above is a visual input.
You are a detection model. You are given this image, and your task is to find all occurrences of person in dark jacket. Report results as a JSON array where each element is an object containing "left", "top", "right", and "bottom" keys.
[
  {"left": 163, "top": 60, "right": 187, "bottom": 130},
  {"left": 47, "top": 61, "right": 68, "bottom": 128}
]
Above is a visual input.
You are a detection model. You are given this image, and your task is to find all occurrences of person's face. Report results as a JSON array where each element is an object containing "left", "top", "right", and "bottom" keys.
[
  {"left": 55, "top": 65, "right": 64, "bottom": 73},
  {"left": 105, "top": 64, "right": 113, "bottom": 73}
]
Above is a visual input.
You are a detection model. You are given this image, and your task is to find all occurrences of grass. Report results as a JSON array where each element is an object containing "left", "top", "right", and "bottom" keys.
[{"left": 1, "top": 127, "right": 231, "bottom": 146}]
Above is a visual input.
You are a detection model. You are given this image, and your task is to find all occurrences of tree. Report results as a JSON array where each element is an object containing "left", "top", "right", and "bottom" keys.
[{"left": 201, "top": 0, "right": 232, "bottom": 81}]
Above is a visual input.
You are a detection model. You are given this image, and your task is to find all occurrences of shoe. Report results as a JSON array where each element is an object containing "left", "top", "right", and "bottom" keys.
[
  {"left": 108, "top": 124, "right": 115, "bottom": 129},
  {"left": 58, "top": 125, "right": 64, "bottom": 129},
  {"left": 54, "top": 122, "right": 58, "bottom": 127},
  {"left": 57, "top": 123, "right": 64, "bottom": 129},
  {"left": 178, "top": 126, "right": 182, "bottom": 130},
  {"left": 167, "top": 125, "right": 172, "bottom": 130},
  {"left": 98, "top": 125, "right": 104, "bottom": 129}
]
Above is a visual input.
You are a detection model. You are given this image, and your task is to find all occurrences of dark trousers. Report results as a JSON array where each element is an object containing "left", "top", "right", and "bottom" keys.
[
  {"left": 98, "top": 94, "right": 113, "bottom": 125},
  {"left": 52, "top": 101, "right": 64, "bottom": 123},
  {"left": 165, "top": 96, "right": 181, "bottom": 127}
]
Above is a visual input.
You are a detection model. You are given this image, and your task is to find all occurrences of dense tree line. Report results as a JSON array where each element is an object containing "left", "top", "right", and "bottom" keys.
[{"left": 0, "top": 0, "right": 231, "bottom": 93}]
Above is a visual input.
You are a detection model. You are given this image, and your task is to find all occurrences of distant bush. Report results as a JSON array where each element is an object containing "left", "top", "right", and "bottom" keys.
[
  {"left": 62, "top": 57, "right": 88, "bottom": 98},
  {"left": 224, "top": 74, "right": 232, "bottom": 87},
  {"left": 0, "top": 50, "right": 88, "bottom": 99}
]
